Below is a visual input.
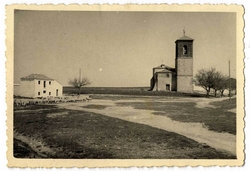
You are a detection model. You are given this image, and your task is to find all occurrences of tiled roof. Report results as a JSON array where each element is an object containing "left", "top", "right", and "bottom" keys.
[{"left": 20, "top": 74, "right": 54, "bottom": 81}]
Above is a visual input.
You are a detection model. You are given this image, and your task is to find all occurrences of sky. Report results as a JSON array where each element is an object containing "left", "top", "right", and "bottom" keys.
[{"left": 14, "top": 11, "right": 236, "bottom": 87}]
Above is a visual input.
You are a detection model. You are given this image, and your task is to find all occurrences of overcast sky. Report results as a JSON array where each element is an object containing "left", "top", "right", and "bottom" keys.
[{"left": 14, "top": 11, "right": 236, "bottom": 87}]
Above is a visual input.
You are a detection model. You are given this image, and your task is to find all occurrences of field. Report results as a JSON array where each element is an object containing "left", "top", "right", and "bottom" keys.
[
  {"left": 13, "top": 92, "right": 236, "bottom": 159},
  {"left": 63, "top": 86, "right": 205, "bottom": 97}
]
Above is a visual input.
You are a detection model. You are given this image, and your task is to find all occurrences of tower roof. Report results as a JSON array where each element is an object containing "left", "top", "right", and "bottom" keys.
[
  {"left": 20, "top": 74, "right": 54, "bottom": 81},
  {"left": 175, "top": 29, "right": 194, "bottom": 42},
  {"left": 176, "top": 35, "right": 194, "bottom": 41}
]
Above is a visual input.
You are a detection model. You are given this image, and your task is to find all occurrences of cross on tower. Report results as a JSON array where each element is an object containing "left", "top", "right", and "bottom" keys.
[{"left": 183, "top": 27, "right": 185, "bottom": 36}]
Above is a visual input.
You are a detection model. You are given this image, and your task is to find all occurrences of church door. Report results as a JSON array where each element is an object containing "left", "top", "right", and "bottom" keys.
[{"left": 166, "top": 84, "right": 170, "bottom": 91}]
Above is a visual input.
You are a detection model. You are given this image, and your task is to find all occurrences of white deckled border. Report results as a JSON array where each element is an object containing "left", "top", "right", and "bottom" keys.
[{"left": 5, "top": 4, "right": 245, "bottom": 167}]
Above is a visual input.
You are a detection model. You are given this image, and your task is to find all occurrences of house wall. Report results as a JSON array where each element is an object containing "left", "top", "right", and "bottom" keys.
[
  {"left": 14, "top": 84, "right": 20, "bottom": 96},
  {"left": 18, "top": 81, "right": 36, "bottom": 97},
  {"left": 34, "top": 79, "right": 63, "bottom": 97},
  {"left": 50, "top": 81, "right": 63, "bottom": 97}
]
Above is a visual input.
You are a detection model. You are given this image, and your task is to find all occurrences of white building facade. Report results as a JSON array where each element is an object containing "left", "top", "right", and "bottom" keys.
[{"left": 15, "top": 74, "right": 63, "bottom": 98}]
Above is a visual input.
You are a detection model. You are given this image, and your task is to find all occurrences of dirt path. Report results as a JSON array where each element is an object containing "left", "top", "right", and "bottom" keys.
[{"left": 57, "top": 98, "right": 236, "bottom": 155}]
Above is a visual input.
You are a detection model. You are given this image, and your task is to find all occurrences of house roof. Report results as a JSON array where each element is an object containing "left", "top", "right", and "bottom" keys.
[{"left": 20, "top": 74, "right": 54, "bottom": 81}]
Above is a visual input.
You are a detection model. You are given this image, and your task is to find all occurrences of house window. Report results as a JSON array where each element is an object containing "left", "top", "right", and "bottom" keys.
[
  {"left": 38, "top": 81, "right": 40, "bottom": 84},
  {"left": 49, "top": 92, "right": 51, "bottom": 95},
  {"left": 43, "top": 90, "right": 46, "bottom": 94},
  {"left": 49, "top": 81, "right": 51, "bottom": 85},
  {"left": 38, "top": 92, "right": 40, "bottom": 95},
  {"left": 166, "top": 73, "right": 169, "bottom": 78},
  {"left": 44, "top": 81, "right": 46, "bottom": 88}
]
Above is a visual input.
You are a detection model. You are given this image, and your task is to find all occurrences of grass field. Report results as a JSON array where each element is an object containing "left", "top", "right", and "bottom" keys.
[
  {"left": 63, "top": 86, "right": 205, "bottom": 97},
  {"left": 116, "top": 98, "right": 236, "bottom": 134},
  {"left": 14, "top": 103, "right": 235, "bottom": 159}
]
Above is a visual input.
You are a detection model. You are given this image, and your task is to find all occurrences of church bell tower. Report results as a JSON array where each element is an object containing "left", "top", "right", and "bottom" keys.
[{"left": 175, "top": 30, "right": 194, "bottom": 93}]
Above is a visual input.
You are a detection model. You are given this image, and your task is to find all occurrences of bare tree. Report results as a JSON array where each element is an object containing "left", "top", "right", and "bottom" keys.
[
  {"left": 68, "top": 77, "right": 91, "bottom": 95},
  {"left": 194, "top": 68, "right": 217, "bottom": 97},
  {"left": 213, "top": 74, "right": 228, "bottom": 97},
  {"left": 212, "top": 71, "right": 221, "bottom": 97}
]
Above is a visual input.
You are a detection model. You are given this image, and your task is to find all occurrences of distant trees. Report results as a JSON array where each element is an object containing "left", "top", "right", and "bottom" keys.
[
  {"left": 213, "top": 73, "right": 228, "bottom": 97},
  {"left": 194, "top": 68, "right": 236, "bottom": 97},
  {"left": 68, "top": 77, "right": 91, "bottom": 95},
  {"left": 228, "top": 78, "right": 237, "bottom": 95}
]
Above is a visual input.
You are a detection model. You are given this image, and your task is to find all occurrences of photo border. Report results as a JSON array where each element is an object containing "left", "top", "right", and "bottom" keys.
[{"left": 6, "top": 4, "right": 245, "bottom": 167}]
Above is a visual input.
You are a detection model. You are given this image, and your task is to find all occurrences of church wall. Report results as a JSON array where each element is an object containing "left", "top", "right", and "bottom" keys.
[
  {"left": 157, "top": 73, "right": 172, "bottom": 91},
  {"left": 150, "top": 76, "right": 155, "bottom": 91},
  {"left": 177, "top": 58, "right": 193, "bottom": 76},
  {"left": 171, "top": 72, "right": 177, "bottom": 91},
  {"left": 176, "top": 57, "right": 193, "bottom": 92},
  {"left": 177, "top": 76, "right": 193, "bottom": 93}
]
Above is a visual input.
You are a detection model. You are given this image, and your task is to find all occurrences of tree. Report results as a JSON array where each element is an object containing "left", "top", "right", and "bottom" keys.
[
  {"left": 213, "top": 74, "right": 228, "bottom": 97},
  {"left": 212, "top": 71, "right": 221, "bottom": 97},
  {"left": 68, "top": 77, "right": 91, "bottom": 95},
  {"left": 194, "top": 68, "right": 217, "bottom": 97}
]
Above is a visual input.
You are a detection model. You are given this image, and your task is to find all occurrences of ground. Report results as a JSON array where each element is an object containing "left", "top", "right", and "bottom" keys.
[{"left": 14, "top": 95, "right": 236, "bottom": 159}]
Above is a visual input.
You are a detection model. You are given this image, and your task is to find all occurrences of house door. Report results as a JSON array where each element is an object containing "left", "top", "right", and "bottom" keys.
[
  {"left": 56, "top": 89, "right": 58, "bottom": 96},
  {"left": 166, "top": 84, "right": 170, "bottom": 91}
]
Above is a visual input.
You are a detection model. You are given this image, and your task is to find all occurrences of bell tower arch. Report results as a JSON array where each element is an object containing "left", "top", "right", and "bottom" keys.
[{"left": 175, "top": 30, "right": 194, "bottom": 92}]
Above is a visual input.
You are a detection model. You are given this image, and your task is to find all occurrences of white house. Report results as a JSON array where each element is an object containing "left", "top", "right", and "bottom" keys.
[{"left": 14, "top": 74, "right": 63, "bottom": 98}]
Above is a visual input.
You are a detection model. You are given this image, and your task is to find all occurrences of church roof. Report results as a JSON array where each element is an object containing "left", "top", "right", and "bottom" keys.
[
  {"left": 153, "top": 64, "right": 176, "bottom": 72},
  {"left": 176, "top": 35, "right": 194, "bottom": 41},
  {"left": 156, "top": 69, "right": 172, "bottom": 73},
  {"left": 21, "top": 74, "right": 54, "bottom": 81}
]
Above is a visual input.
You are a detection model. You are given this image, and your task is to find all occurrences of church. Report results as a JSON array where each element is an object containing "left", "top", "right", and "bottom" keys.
[{"left": 150, "top": 31, "right": 194, "bottom": 93}]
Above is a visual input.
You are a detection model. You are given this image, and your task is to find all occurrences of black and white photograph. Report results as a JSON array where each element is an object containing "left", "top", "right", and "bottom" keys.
[{"left": 6, "top": 4, "right": 245, "bottom": 167}]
